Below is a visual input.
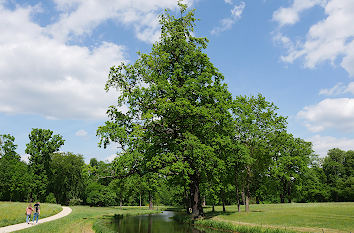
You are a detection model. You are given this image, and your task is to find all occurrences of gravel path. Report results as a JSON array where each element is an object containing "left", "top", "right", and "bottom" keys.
[{"left": 0, "top": 206, "right": 72, "bottom": 233}]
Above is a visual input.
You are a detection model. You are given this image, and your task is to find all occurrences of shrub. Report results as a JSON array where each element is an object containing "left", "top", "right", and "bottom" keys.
[{"left": 45, "top": 193, "right": 57, "bottom": 203}]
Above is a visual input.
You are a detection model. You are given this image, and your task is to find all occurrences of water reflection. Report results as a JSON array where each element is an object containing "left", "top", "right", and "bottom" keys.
[{"left": 110, "top": 211, "right": 222, "bottom": 233}]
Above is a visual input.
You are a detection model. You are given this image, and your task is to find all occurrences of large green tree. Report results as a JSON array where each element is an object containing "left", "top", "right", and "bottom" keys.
[
  {"left": 231, "top": 94, "right": 287, "bottom": 211},
  {"left": 50, "top": 152, "right": 86, "bottom": 204},
  {"left": 0, "top": 134, "right": 31, "bottom": 201},
  {"left": 97, "top": 3, "right": 233, "bottom": 217},
  {"left": 323, "top": 148, "right": 354, "bottom": 201},
  {"left": 25, "top": 128, "right": 64, "bottom": 201}
]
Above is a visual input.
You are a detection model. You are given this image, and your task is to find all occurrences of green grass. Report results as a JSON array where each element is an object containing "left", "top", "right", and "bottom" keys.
[
  {"left": 15, "top": 206, "right": 163, "bottom": 233},
  {"left": 202, "top": 203, "right": 354, "bottom": 233},
  {"left": 195, "top": 219, "right": 297, "bottom": 233},
  {"left": 0, "top": 201, "right": 62, "bottom": 227}
]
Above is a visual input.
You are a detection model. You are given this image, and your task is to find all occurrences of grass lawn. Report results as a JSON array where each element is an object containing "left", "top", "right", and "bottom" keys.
[
  {"left": 203, "top": 202, "right": 354, "bottom": 233},
  {"left": 0, "top": 202, "right": 62, "bottom": 227},
  {"left": 15, "top": 206, "right": 162, "bottom": 233}
]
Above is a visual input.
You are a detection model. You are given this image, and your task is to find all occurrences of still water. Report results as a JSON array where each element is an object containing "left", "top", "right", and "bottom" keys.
[{"left": 109, "top": 211, "right": 223, "bottom": 233}]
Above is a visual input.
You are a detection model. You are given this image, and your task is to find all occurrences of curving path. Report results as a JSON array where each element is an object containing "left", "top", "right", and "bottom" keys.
[{"left": 0, "top": 206, "right": 72, "bottom": 233}]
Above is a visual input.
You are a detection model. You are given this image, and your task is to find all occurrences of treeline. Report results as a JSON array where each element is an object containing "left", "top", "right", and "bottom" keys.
[
  {"left": 0, "top": 131, "right": 353, "bottom": 207},
  {"left": 0, "top": 130, "right": 176, "bottom": 206}
]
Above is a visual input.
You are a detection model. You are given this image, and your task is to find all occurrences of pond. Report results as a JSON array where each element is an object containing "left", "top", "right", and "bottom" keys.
[{"left": 108, "top": 211, "right": 223, "bottom": 233}]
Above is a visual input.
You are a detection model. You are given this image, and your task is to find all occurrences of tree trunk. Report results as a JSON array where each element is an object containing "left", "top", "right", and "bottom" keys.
[
  {"left": 149, "top": 192, "right": 153, "bottom": 210},
  {"left": 212, "top": 204, "right": 215, "bottom": 212},
  {"left": 245, "top": 166, "right": 251, "bottom": 212},
  {"left": 120, "top": 200, "right": 122, "bottom": 209},
  {"left": 222, "top": 199, "right": 226, "bottom": 212},
  {"left": 236, "top": 178, "right": 240, "bottom": 212},
  {"left": 245, "top": 193, "right": 250, "bottom": 212},
  {"left": 184, "top": 186, "right": 190, "bottom": 214},
  {"left": 281, "top": 178, "right": 286, "bottom": 203},
  {"left": 139, "top": 193, "right": 142, "bottom": 207},
  {"left": 190, "top": 178, "right": 203, "bottom": 218},
  {"left": 287, "top": 181, "right": 292, "bottom": 203},
  {"left": 202, "top": 196, "right": 206, "bottom": 207}
]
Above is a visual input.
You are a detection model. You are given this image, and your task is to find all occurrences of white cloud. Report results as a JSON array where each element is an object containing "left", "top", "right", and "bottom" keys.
[
  {"left": 75, "top": 129, "right": 88, "bottom": 137},
  {"left": 297, "top": 98, "right": 354, "bottom": 132},
  {"left": 48, "top": 0, "right": 182, "bottom": 43},
  {"left": 273, "top": 0, "right": 354, "bottom": 77},
  {"left": 319, "top": 82, "right": 354, "bottom": 96},
  {"left": 0, "top": 3, "right": 126, "bottom": 120},
  {"left": 0, "top": 0, "right": 190, "bottom": 120},
  {"left": 105, "top": 153, "right": 117, "bottom": 162},
  {"left": 272, "top": 0, "right": 324, "bottom": 27},
  {"left": 224, "top": 0, "right": 233, "bottom": 4},
  {"left": 211, "top": 2, "right": 245, "bottom": 35},
  {"left": 309, "top": 135, "right": 354, "bottom": 157}
]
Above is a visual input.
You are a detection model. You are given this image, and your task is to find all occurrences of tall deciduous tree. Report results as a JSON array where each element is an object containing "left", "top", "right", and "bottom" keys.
[
  {"left": 231, "top": 94, "right": 287, "bottom": 212},
  {"left": 97, "top": 3, "right": 233, "bottom": 217},
  {"left": 25, "top": 128, "right": 64, "bottom": 201},
  {"left": 50, "top": 152, "right": 86, "bottom": 204}
]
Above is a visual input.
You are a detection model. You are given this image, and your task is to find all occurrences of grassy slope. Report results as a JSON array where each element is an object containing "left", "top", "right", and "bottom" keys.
[
  {"left": 15, "top": 206, "right": 161, "bottom": 233},
  {"left": 0, "top": 202, "right": 62, "bottom": 227},
  {"left": 203, "top": 203, "right": 354, "bottom": 233}
]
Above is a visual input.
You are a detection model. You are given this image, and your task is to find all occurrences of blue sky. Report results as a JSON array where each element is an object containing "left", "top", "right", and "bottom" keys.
[{"left": 1, "top": 0, "right": 354, "bottom": 163}]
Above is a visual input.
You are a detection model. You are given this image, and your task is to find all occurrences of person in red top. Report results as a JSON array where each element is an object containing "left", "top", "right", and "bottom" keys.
[{"left": 25, "top": 204, "right": 33, "bottom": 224}]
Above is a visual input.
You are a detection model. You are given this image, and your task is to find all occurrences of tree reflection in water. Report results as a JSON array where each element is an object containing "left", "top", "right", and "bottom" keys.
[{"left": 110, "top": 211, "right": 222, "bottom": 233}]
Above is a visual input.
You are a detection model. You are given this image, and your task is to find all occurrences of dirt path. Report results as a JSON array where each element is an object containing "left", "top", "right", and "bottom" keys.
[{"left": 0, "top": 206, "right": 72, "bottom": 233}]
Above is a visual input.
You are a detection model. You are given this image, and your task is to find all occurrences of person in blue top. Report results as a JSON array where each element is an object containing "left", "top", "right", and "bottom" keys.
[{"left": 32, "top": 202, "right": 40, "bottom": 224}]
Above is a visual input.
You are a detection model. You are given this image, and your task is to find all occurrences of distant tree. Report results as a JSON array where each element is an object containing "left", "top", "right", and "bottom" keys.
[
  {"left": 86, "top": 182, "right": 117, "bottom": 206},
  {"left": 0, "top": 134, "right": 31, "bottom": 201},
  {"left": 0, "top": 134, "right": 20, "bottom": 160},
  {"left": 49, "top": 152, "right": 86, "bottom": 204},
  {"left": 323, "top": 148, "right": 354, "bottom": 201},
  {"left": 297, "top": 162, "right": 329, "bottom": 202},
  {"left": 25, "top": 128, "right": 64, "bottom": 201},
  {"left": 270, "top": 132, "right": 313, "bottom": 203}
]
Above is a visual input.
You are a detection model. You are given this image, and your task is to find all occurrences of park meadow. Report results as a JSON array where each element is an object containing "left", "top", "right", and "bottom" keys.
[{"left": 0, "top": 3, "right": 353, "bottom": 233}]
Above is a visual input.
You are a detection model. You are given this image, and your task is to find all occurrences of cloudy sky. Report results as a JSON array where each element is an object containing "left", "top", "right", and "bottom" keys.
[{"left": 1, "top": 0, "right": 353, "bottom": 162}]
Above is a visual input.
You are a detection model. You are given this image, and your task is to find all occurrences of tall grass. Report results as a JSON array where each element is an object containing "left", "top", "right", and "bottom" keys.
[
  {"left": 0, "top": 202, "right": 62, "bottom": 227},
  {"left": 195, "top": 219, "right": 297, "bottom": 233}
]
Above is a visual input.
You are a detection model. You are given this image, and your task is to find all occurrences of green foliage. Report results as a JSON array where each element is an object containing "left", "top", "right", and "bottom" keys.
[
  {"left": 98, "top": 3, "right": 234, "bottom": 217},
  {"left": 0, "top": 134, "right": 20, "bottom": 160},
  {"left": 45, "top": 193, "right": 57, "bottom": 203},
  {"left": 323, "top": 148, "right": 354, "bottom": 201},
  {"left": 0, "top": 159, "right": 32, "bottom": 201},
  {"left": 49, "top": 152, "right": 86, "bottom": 205},
  {"left": 25, "top": 128, "right": 64, "bottom": 201},
  {"left": 86, "top": 182, "right": 117, "bottom": 206},
  {"left": 195, "top": 219, "right": 297, "bottom": 233},
  {"left": 68, "top": 197, "right": 83, "bottom": 206},
  {"left": 0, "top": 134, "right": 31, "bottom": 202}
]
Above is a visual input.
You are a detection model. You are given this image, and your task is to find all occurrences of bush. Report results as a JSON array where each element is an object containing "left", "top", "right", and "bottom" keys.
[
  {"left": 45, "top": 193, "right": 57, "bottom": 203},
  {"left": 69, "top": 197, "right": 83, "bottom": 206}
]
